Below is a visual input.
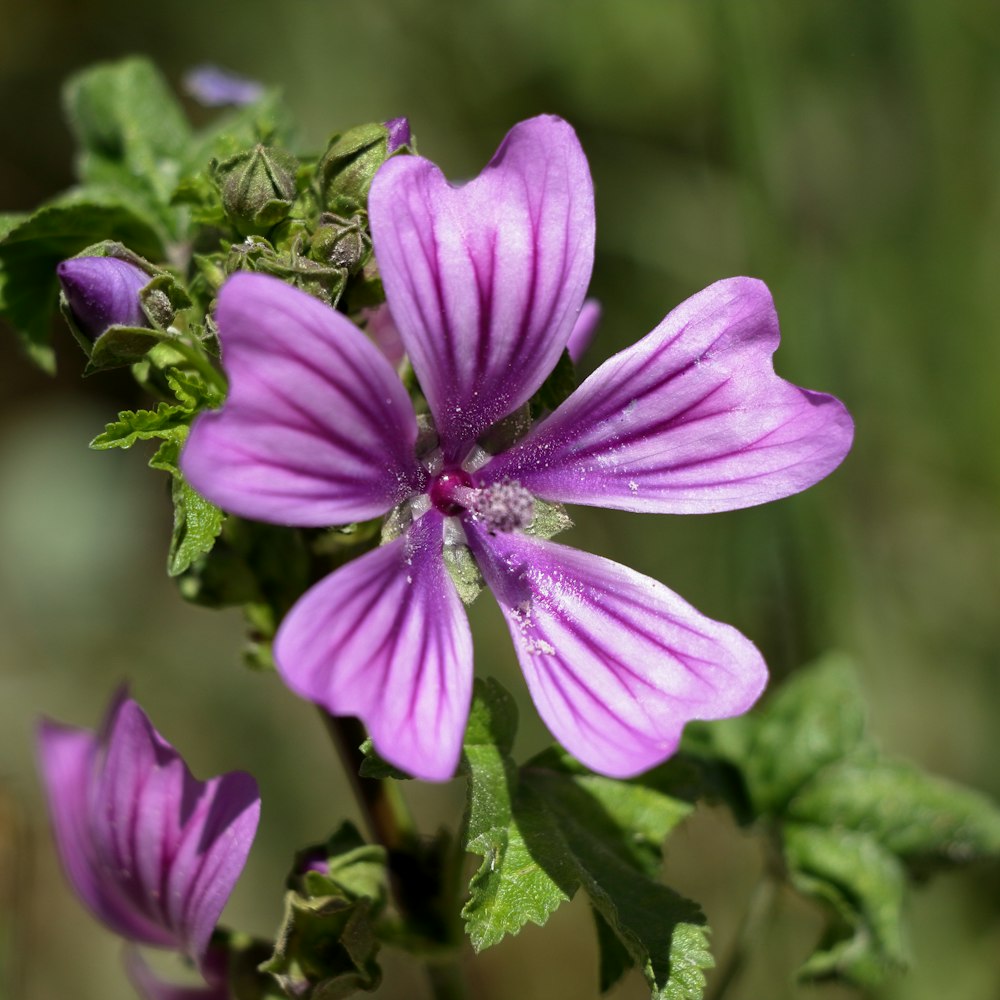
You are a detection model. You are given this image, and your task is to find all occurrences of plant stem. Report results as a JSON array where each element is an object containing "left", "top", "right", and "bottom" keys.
[
  {"left": 318, "top": 711, "right": 417, "bottom": 853},
  {"left": 424, "top": 957, "right": 466, "bottom": 1000},
  {"left": 706, "top": 875, "right": 776, "bottom": 1000}
]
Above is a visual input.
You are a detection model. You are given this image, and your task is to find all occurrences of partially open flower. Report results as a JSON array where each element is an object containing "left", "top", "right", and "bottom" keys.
[
  {"left": 36, "top": 691, "right": 260, "bottom": 990},
  {"left": 384, "top": 117, "right": 411, "bottom": 154},
  {"left": 57, "top": 256, "right": 150, "bottom": 339}
]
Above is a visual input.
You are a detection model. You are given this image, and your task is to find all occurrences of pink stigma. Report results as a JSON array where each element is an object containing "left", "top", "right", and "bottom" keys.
[{"left": 429, "top": 469, "right": 475, "bottom": 515}]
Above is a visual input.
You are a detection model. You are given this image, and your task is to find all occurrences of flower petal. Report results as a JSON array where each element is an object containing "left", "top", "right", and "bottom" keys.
[
  {"left": 484, "top": 277, "right": 854, "bottom": 513},
  {"left": 466, "top": 524, "right": 767, "bottom": 778},
  {"left": 36, "top": 717, "right": 173, "bottom": 947},
  {"left": 369, "top": 115, "right": 595, "bottom": 459},
  {"left": 91, "top": 699, "right": 260, "bottom": 963},
  {"left": 124, "top": 946, "right": 229, "bottom": 1000},
  {"left": 181, "top": 273, "right": 424, "bottom": 527},
  {"left": 567, "top": 298, "right": 601, "bottom": 364},
  {"left": 274, "top": 511, "right": 473, "bottom": 781}
]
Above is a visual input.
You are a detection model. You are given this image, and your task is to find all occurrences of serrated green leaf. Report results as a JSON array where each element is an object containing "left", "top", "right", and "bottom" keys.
[
  {"left": 149, "top": 436, "right": 225, "bottom": 577},
  {"left": 63, "top": 57, "right": 192, "bottom": 211},
  {"left": 0, "top": 194, "right": 165, "bottom": 370},
  {"left": 90, "top": 403, "right": 190, "bottom": 450},
  {"left": 745, "top": 653, "right": 868, "bottom": 815},
  {"left": 461, "top": 691, "right": 709, "bottom": 999},
  {"left": 788, "top": 757, "right": 1000, "bottom": 869},
  {"left": 784, "top": 823, "right": 908, "bottom": 987}
]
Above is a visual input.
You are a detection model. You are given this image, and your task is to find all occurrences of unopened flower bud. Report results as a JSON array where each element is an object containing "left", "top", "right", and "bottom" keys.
[
  {"left": 384, "top": 117, "right": 411, "bottom": 153},
  {"left": 56, "top": 256, "right": 149, "bottom": 339},
  {"left": 316, "top": 123, "right": 396, "bottom": 210},
  {"left": 214, "top": 144, "right": 298, "bottom": 236},
  {"left": 309, "top": 213, "right": 371, "bottom": 272}
]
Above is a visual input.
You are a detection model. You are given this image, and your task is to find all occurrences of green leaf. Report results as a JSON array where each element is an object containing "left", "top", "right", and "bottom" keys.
[
  {"left": 149, "top": 437, "right": 225, "bottom": 577},
  {"left": 0, "top": 193, "right": 165, "bottom": 370},
  {"left": 461, "top": 681, "right": 710, "bottom": 999},
  {"left": 85, "top": 324, "right": 162, "bottom": 372},
  {"left": 90, "top": 403, "right": 190, "bottom": 450},
  {"left": 788, "top": 756, "right": 1000, "bottom": 870},
  {"left": 733, "top": 652, "right": 868, "bottom": 816},
  {"left": 784, "top": 824, "right": 908, "bottom": 986},
  {"left": 63, "top": 57, "right": 192, "bottom": 210}
]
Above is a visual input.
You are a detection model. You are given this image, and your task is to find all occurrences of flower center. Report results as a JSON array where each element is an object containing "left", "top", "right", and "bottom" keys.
[
  {"left": 429, "top": 468, "right": 475, "bottom": 515},
  {"left": 470, "top": 479, "right": 535, "bottom": 533}
]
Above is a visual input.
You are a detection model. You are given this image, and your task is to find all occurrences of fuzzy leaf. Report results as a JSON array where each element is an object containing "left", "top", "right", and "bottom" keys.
[
  {"left": 784, "top": 824, "right": 908, "bottom": 986},
  {"left": 788, "top": 757, "right": 1000, "bottom": 870},
  {"left": 63, "top": 57, "right": 192, "bottom": 210},
  {"left": 461, "top": 681, "right": 710, "bottom": 999}
]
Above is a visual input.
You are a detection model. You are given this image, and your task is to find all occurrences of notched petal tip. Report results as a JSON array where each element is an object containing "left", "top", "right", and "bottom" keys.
[
  {"left": 369, "top": 115, "right": 595, "bottom": 459},
  {"left": 487, "top": 274, "right": 854, "bottom": 514}
]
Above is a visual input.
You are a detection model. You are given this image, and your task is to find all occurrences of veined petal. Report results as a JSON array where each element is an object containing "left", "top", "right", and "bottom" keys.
[
  {"left": 274, "top": 511, "right": 473, "bottom": 781},
  {"left": 36, "top": 719, "right": 173, "bottom": 947},
  {"left": 181, "top": 273, "right": 424, "bottom": 527},
  {"left": 466, "top": 524, "right": 767, "bottom": 778},
  {"left": 37, "top": 697, "right": 260, "bottom": 964},
  {"left": 369, "top": 115, "right": 595, "bottom": 459},
  {"left": 567, "top": 298, "right": 601, "bottom": 364},
  {"left": 484, "top": 278, "right": 854, "bottom": 513}
]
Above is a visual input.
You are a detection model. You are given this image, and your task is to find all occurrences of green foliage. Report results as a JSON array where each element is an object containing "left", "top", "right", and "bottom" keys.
[
  {"left": 461, "top": 679, "right": 712, "bottom": 1000},
  {"left": 90, "top": 381, "right": 224, "bottom": 576},
  {"left": 0, "top": 195, "right": 165, "bottom": 370},
  {"left": 530, "top": 347, "right": 578, "bottom": 415},
  {"left": 689, "top": 653, "right": 1000, "bottom": 988},
  {"left": 63, "top": 57, "right": 192, "bottom": 213}
]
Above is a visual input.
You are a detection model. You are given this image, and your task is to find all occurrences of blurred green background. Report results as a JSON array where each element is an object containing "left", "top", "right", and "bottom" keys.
[{"left": 2, "top": 1, "right": 999, "bottom": 998}]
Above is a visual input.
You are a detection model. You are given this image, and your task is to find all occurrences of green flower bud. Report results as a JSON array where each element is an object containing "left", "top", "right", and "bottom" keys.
[
  {"left": 315, "top": 123, "right": 392, "bottom": 211},
  {"left": 213, "top": 144, "right": 298, "bottom": 236},
  {"left": 308, "top": 213, "right": 371, "bottom": 273}
]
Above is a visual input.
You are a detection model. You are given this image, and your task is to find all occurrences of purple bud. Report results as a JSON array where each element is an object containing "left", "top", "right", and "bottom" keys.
[
  {"left": 183, "top": 65, "right": 264, "bottom": 108},
  {"left": 57, "top": 257, "right": 150, "bottom": 339},
  {"left": 384, "top": 117, "right": 411, "bottom": 154},
  {"left": 36, "top": 690, "right": 261, "bottom": 974}
]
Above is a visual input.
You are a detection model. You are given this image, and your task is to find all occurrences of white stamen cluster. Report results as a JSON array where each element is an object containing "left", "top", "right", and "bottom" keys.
[{"left": 471, "top": 478, "right": 534, "bottom": 533}]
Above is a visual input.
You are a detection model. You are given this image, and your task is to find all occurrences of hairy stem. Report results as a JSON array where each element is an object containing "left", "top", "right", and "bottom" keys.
[{"left": 319, "top": 711, "right": 417, "bottom": 853}]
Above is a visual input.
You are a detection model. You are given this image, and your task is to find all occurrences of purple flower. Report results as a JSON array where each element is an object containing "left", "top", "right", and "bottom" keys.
[
  {"left": 57, "top": 256, "right": 150, "bottom": 338},
  {"left": 36, "top": 690, "right": 260, "bottom": 984},
  {"left": 181, "top": 116, "right": 853, "bottom": 782},
  {"left": 384, "top": 117, "right": 411, "bottom": 154},
  {"left": 183, "top": 65, "right": 264, "bottom": 108}
]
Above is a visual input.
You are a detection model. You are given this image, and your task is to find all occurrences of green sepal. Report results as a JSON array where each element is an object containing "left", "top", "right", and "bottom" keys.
[
  {"left": 530, "top": 348, "right": 578, "bottom": 416},
  {"left": 0, "top": 193, "right": 165, "bottom": 371},
  {"left": 524, "top": 497, "right": 574, "bottom": 540},
  {"left": 358, "top": 739, "right": 412, "bottom": 781},
  {"left": 307, "top": 213, "right": 372, "bottom": 274},
  {"left": 460, "top": 679, "right": 712, "bottom": 999},
  {"left": 213, "top": 144, "right": 299, "bottom": 236},
  {"left": 293, "top": 822, "right": 388, "bottom": 911},
  {"left": 443, "top": 544, "right": 485, "bottom": 605},
  {"left": 315, "top": 124, "right": 393, "bottom": 213},
  {"left": 261, "top": 891, "right": 381, "bottom": 999}
]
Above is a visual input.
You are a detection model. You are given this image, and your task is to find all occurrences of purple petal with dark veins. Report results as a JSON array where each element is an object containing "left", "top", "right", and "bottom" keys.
[
  {"left": 181, "top": 273, "right": 425, "bottom": 526},
  {"left": 57, "top": 256, "right": 150, "bottom": 339},
  {"left": 466, "top": 523, "right": 767, "bottom": 778},
  {"left": 37, "top": 696, "right": 260, "bottom": 966},
  {"left": 369, "top": 115, "right": 595, "bottom": 460},
  {"left": 274, "top": 511, "right": 473, "bottom": 781},
  {"left": 484, "top": 277, "right": 854, "bottom": 513}
]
